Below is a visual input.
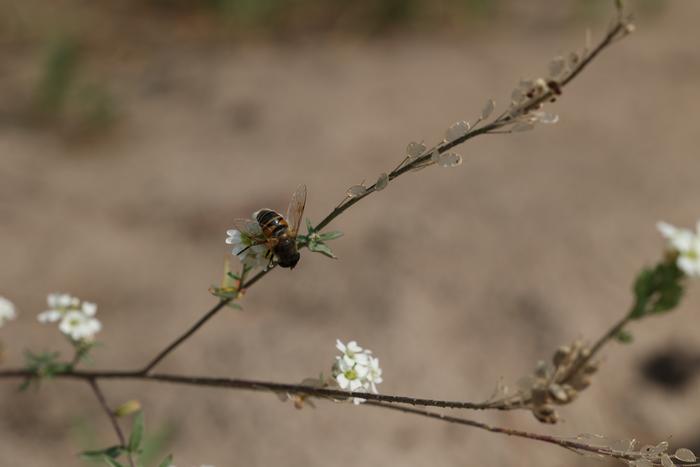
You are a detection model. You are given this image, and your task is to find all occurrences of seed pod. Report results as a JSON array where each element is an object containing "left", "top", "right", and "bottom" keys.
[
  {"left": 531, "top": 386, "right": 550, "bottom": 406},
  {"left": 553, "top": 345, "right": 571, "bottom": 367},
  {"left": 569, "top": 374, "right": 591, "bottom": 391},
  {"left": 548, "top": 384, "right": 569, "bottom": 403},
  {"left": 533, "top": 404, "right": 558, "bottom": 424},
  {"left": 582, "top": 361, "right": 599, "bottom": 375}
]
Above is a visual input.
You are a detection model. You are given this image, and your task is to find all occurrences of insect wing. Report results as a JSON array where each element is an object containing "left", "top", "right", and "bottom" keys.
[
  {"left": 231, "top": 218, "right": 266, "bottom": 243},
  {"left": 285, "top": 184, "right": 307, "bottom": 236}
]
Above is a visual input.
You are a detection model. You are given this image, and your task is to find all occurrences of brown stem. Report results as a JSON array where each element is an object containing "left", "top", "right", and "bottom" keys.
[
  {"left": 1, "top": 368, "right": 509, "bottom": 410},
  {"left": 140, "top": 267, "right": 272, "bottom": 374},
  {"left": 365, "top": 401, "right": 637, "bottom": 463},
  {"left": 88, "top": 379, "right": 135, "bottom": 467},
  {"left": 139, "top": 298, "right": 231, "bottom": 374},
  {"left": 314, "top": 20, "right": 629, "bottom": 234}
]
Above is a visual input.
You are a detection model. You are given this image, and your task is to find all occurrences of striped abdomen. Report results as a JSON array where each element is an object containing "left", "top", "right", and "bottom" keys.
[{"left": 256, "top": 209, "right": 289, "bottom": 239}]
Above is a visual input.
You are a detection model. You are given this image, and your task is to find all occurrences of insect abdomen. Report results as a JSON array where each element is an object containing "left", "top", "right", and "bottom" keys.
[{"left": 256, "top": 209, "right": 289, "bottom": 238}]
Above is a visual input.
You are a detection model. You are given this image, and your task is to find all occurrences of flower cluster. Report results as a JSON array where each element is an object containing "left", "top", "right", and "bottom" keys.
[
  {"left": 658, "top": 220, "right": 700, "bottom": 277},
  {"left": 519, "top": 341, "right": 598, "bottom": 424},
  {"left": 0, "top": 296, "right": 17, "bottom": 327},
  {"left": 38, "top": 293, "right": 102, "bottom": 342},
  {"left": 225, "top": 219, "right": 269, "bottom": 269},
  {"left": 487, "top": 340, "right": 598, "bottom": 424},
  {"left": 331, "top": 340, "right": 383, "bottom": 404}
]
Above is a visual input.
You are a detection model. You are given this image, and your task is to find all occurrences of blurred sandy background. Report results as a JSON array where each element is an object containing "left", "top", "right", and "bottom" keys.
[{"left": 1, "top": 0, "right": 700, "bottom": 466}]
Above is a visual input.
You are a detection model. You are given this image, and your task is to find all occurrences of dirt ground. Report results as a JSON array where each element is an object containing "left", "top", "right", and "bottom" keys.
[{"left": 2, "top": 2, "right": 700, "bottom": 466}]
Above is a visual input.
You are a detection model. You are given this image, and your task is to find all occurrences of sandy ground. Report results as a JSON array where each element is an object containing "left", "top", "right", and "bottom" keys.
[{"left": 2, "top": 2, "right": 700, "bottom": 466}]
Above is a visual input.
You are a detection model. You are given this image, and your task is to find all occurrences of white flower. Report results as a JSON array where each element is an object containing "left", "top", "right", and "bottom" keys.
[
  {"left": 225, "top": 219, "right": 270, "bottom": 269},
  {"left": 658, "top": 221, "right": 700, "bottom": 277},
  {"left": 47, "top": 293, "right": 76, "bottom": 309},
  {"left": 59, "top": 311, "right": 102, "bottom": 341},
  {"left": 336, "top": 339, "right": 370, "bottom": 366},
  {"left": 0, "top": 296, "right": 17, "bottom": 326},
  {"left": 38, "top": 293, "right": 102, "bottom": 342},
  {"left": 38, "top": 310, "right": 62, "bottom": 323},
  {"left": 81, "top": 301, "right": 97, "bottom": 316},
  {"left": 332, "top": 340, "right": 383, "bottom": 404},
  {"left": 39, "top": 293, "right": 75, "bottom": 323},
  {"left": 366, "top": 356, "right": 383, "bottom": 393}
]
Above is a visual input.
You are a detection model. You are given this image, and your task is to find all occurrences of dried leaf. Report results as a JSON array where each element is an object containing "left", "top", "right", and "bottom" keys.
[
  {"left": 549, "top": 56, "right": 566, "bottom": 77},
  {"left": 660, "top": 453, "right": 674, "bottom": 467},
  {"left": 375, "top": 173, "right": 389, "bottom": 191},
  {"left": 406, "top": 141, "right": 426, "bottom": 160},
  {"left": 445, "top": 121, "right": 470, "bottom": 142},
  {"left": 436, "top": 153, "right": 462, "bottom": 168},
  {"left": 674, "top": 448, "right": 696, "bottom": 462},
  {"left": 481, "top": 99, "right": 495, "bottom": 119},
  {"left": 512, "top": 122, "right": 535, "bottom": 132},
  {"left": 346, "top": 185, "right": 366, "bottom": 198}
]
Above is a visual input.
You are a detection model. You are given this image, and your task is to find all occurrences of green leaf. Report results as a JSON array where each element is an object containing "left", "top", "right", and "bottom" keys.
[
  {"left": 22, "top": 350, "right": 72, "bottom": 386},
  {"left": 80, "top": 446, "right": 124, "bottom": 461},
  {"left": 157, "top": 454, "right": 174, "bottom": 467},
  {"left": 209, "top": 286, "right": 239, "bottom": 300},
  {"left": 80, "top": 450, "right": 108, "bottom": 461},
  {"left": 103, "top": 445, "right": 126, "bottom": 459},
  {"left": 226, "top": 301, "right": 243, "bottom": 310},
  {"left": 318, "top": 231, "right": 343, "bottom": 241},
  {"left": 128, "top": 412, "right": 145, "bottom": 453},
  {"left": 308, "top": 242, "right": 337, "bottom": 259},
  {"left": 305, "top": 218, "right": 314, "bottom": 235},
  {"left": 629, "top": 261, "right": 685, "bottom": 320},
  {"left": 615, "top": 329, "right": 634, "bottom": 344},
  {"left": 295, "top": 234, "right": 309, "bottom": 248},
  {"left": 226, "top": 271, "right": 240, "bottom": 280}
]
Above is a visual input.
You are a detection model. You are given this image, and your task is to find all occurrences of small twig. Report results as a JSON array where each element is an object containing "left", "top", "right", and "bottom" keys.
[
  {"left": 140, "top": 267, "right": 272, "bottom": 374},
  {"left": 88, "top": 379, "right": 135, "bottom": 467},
  {"left": 140, "top": 299, "right": 231, "bottom": 374},
  {"left": 365, "top": 401, "right": 636, "bottom": 463},
  {"left": 563, "top": 314, "right": 630, "bottom": 382},
  {"left": 0, "top": 303, "right": 635, "bottom": 412}
]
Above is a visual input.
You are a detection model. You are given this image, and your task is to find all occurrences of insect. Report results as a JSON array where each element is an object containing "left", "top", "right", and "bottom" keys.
[{"left": 234, "top": 185, "right": 307, "bottom": 269}]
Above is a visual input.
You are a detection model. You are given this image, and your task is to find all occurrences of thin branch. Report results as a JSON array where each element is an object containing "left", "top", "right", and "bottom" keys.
[
  {"left": 314, "top": 19, "right": 630, "bottom": 233},
  {"left": 1, "top": 368, "right": 507, "bottom": 410},
  {"left": 0, "top": 369, "right": 667, "bottom": 466},
  {"left": 365, "top": 401, "right": 637, "bottom": 463},
  {"left": 140, "top": 266, "right": 272, "bottom": 374},
  {"left": 0, "top": 301, "right": 635, "bottom": 412},
  {"left": 140, "top": 299, "right": 231, "bottom": 374},
  {"left": 562, "top": 314, "right": 630, "bottom": 382},
  {"left": 88, "top": 379, "right": 135, "bottom": 467}
]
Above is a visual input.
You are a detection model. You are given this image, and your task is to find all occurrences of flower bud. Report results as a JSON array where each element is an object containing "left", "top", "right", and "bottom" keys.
[{"left": 114, "top": 400, "right": 142, "bottom": 418}]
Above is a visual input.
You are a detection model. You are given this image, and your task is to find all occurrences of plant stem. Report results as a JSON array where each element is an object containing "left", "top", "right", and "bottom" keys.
[
  {"left": 88, "top": 379, "right": 135, "bottom": 467},
  {"left": 365, "top": 401, "right": 637, "bottom": 463},
  {"left": 140, "top": 267, "right": 272, "bottom": 374}
]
